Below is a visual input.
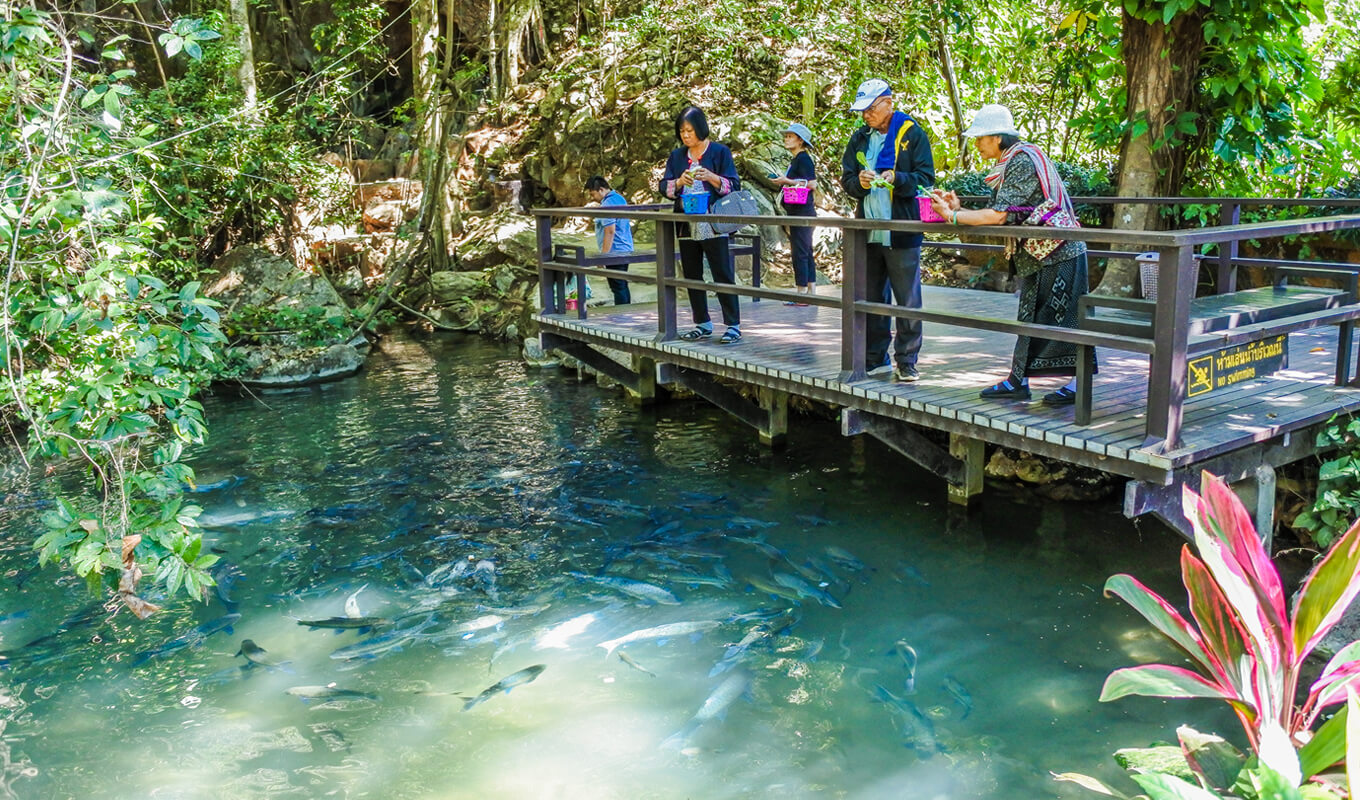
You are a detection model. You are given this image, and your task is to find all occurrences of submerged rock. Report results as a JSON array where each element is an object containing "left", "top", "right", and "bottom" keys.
[{"left": 230, "top": 341, "right": 366, "bottom": 388}]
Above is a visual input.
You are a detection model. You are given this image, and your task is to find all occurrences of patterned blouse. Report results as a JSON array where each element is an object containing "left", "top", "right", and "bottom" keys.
[{"left": 987, "top": 151, "right": 1086, "bottom": 273}]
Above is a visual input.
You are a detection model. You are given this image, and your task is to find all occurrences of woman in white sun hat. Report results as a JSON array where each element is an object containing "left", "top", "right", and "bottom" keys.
[{"left": 929, "top": 104, "right": 1094, "bottom": 407}]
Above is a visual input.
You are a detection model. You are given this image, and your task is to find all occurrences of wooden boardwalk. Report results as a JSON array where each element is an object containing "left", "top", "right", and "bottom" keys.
[
  {"left": 536, "top": 285, "right": 1360, "bottom": 485},
  {"left": 531, "top": 203, "right": 1360, "bottom": 535}
]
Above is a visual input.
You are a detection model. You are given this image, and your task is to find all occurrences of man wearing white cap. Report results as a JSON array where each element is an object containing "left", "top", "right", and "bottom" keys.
[{"left": 839, "top": 78, "right": 935, "bottom": 382}]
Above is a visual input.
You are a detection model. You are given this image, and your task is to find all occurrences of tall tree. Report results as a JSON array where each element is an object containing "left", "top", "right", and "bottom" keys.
[
  {"left": 229, "top": 0, "right": 257, "bottom": 113},
  {"left": 1082, "top": 0, "right": 1326, "bottom": 293}
]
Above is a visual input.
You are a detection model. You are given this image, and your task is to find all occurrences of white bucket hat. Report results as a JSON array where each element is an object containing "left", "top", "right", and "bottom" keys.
[{"left": 962, "top": 104, "right": 1021, "bottom": 138}]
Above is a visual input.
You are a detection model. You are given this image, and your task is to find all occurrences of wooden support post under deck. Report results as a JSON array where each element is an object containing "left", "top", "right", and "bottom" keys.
[
  {"left": 758, "top": 387, "right": 788, "bottom": 448},
  {"left": 1075, "top": 344, "right": 1093, "bottom": 426},
  {"left": 667, "top": 367, "right": 781, "bottom": 447},
  {"left": 842, "top": 410, "right": 975, "bottom": 502},
  {"left": 1253, "top": 463, "right": 1276, "bottom": 551},
  {"left": 629, "top": 355, "right": 657, "bottom": 407},
  {"left": 947, "top": 434, "right": 985, "bottom": 506}
]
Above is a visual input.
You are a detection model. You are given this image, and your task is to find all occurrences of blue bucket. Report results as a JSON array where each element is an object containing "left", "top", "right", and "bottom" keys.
[{"left": 681, "top": 192, "right": 709, "bottom": 214}]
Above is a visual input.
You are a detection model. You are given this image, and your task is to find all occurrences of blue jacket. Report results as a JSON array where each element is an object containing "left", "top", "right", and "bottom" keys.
[{"left": 659, "top": 142, "right": 740, "bottom": 212}]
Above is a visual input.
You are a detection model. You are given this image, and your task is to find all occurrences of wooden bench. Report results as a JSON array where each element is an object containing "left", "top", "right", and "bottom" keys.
[
  {"left": 1074, "top": 266, "right": 1360, "bottom": 425},
  {"left": 551, "top": 232, "right": 763, "bottom": 302}
]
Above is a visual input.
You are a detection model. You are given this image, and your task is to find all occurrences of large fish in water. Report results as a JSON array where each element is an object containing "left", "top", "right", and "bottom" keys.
[
  {"left": 595, "top": 620, "right": 722, "bottom": 658},
  {"left": 131, "top": 613, "right": 241, "bottom": 666},
  {"left": 286, "top": 683, "right": 377, "bottom": 702},
  {"left": 874, "top": 685, "right": 942, "bottom": 756},
  {"left": 891, "top": 640, "right": 919, "bottom": 694},
  {"left": 663, "top": 668, "right": 752, "bottom": 750},
  {"left": 566, "top": 572, "right": 680, "bottom": 605},
  {"left": 462, "top": 664, "right": 546, "bottom": 711},
  {"left": 942, "top": 676, "right": 972, "bottom": 719},
  {"left": 236, "top": 639, "right": 288, "bottom": 669}
]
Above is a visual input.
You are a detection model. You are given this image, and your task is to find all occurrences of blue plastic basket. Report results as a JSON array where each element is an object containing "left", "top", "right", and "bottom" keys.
[{"left": 681, "top": 192, "right": 709, "bottom": 214}]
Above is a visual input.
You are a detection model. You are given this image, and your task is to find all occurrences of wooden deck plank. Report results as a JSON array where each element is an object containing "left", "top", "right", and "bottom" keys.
[{"left": 537, "top": 283, "right": 1360, "bottom": 479}]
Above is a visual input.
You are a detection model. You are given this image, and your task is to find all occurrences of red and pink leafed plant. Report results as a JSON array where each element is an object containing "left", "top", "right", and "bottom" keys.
[{"left": 1099, "top": 471, "right": 1360, "bottom": 784}]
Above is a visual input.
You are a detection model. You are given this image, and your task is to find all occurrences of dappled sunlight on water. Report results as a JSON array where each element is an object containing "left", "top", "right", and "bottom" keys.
[{"left": 0, "top": 333, "right": 1234, "bottom": 798}]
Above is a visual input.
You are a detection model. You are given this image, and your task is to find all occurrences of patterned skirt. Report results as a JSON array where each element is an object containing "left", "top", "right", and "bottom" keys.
[{"left": 1010, "top": 251, "right": 1097, "bottom": 379}]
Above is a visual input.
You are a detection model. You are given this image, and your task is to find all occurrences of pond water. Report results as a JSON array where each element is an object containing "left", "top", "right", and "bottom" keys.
[{"left": 0, "top": 334, "right": 1234, "bottom": 799}]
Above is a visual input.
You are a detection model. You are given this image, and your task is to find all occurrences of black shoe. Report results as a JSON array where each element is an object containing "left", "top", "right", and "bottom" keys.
[
  {"left": 1042, "top": 386, "right": 1077, "bottom": 406},
  {"left": 979, "top": 380, "right": 1030, "bottom": 400},
  {"left": 679, "top": 327, "right": 712, "bottom": 341},
  {"left": 718, "top": 328, "right": 743, "bottom": 344},
  {"left": 894, "top": 364, "right": 919, "bottom": 382}
]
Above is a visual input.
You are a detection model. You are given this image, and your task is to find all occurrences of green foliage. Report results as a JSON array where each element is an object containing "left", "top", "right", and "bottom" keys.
[
  {"left": 1064, "top": 0, "right": 1346, "bottom": 195},
  {"left": 158, "top": 17, "right": 222, "bottom": 61},
  {"left": 1294, "top": 414, "right": 1360, "bottom": 549},
  {"left": 2, "top": 8, "right": 235, "bottom": 613},
  {"left": 225, "top": 304, "right": 357, "bottom": 349},
  {"left": 1099, "top": 472, "right": 1360, "bottom": 756}
]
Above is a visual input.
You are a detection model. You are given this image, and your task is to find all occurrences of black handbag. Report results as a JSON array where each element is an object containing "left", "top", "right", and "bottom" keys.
[{"left": 710, "top": 190, "right": 758, "bottom": 235}]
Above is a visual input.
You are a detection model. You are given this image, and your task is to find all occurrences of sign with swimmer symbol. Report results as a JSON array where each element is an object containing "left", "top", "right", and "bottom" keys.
[{"left": 1187, "top": 334, "right": 1288, "bottom": 397}]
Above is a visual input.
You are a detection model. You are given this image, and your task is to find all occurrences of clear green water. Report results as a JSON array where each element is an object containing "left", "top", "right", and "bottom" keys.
[{"left": 0, "top": 334, "right": 1232, "bottom": 799}]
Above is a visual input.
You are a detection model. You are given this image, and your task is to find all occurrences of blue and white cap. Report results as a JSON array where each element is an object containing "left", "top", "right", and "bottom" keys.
[
  {"left": 782, "top": 123, "right": 813, "bottom": 146},
  {"left": 849, "top": 79, "right": 891, "bottom": 112}
]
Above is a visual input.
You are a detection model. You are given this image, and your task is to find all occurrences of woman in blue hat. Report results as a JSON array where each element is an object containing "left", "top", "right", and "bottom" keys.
[{"left": 771, "top": 123, "right": 817, "bottom": 303}]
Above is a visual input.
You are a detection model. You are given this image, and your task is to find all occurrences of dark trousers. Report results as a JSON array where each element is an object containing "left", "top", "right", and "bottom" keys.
[
  {"left": 788, "top": 223, "right": 814, "bottom": 287},
  {"left": 679, "top": 236, "right": 740, "bottom": 326},
  {"left": 864, "top": 244, "right": 922, "bottom": 369},
  {"left": 606, "top": 264, "right": 630, "bottom": 305}
]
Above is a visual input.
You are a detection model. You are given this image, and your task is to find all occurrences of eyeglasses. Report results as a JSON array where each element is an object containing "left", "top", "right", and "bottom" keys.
[{"left": 861, "top": 96, "right": 889, "bottom": 116}]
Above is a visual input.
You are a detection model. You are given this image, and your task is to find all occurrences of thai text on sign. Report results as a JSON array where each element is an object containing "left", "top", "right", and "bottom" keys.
[{"left": 1186, "top": 335, "right": 1288, "bottom": 397}]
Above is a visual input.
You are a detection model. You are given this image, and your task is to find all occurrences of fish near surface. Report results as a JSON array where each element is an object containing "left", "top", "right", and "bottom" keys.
[
  {"left": 296, "top": 616, "right": 389, "bottom": 632},
  {"left": 566, "top": 572, "right": 680, "bottom": 605},
  {"left": 942, "top": 675, "right": 973, "bottom": 719},
  {"left": 236, "top": 639, "right": 288, "bottom": 669},
  {"left": 462, "top": 664, "right": 547, "bottom": 711},
  {"left": 663, "top": 668, "right": 752, "bottom": 750},
  {"left": 131, "top": 613, "right": 241, "bottom": 666},
  {"left": 891, "top": 640, "right": 918, "bottom": 694},
  {"left": 596, "top": 620, "right": 722, "bottom": 658},
  {"left": 286, "top": 683, "right": 378, "bottom": 702},
  {"left": 771, "top": 572, "right": 841, "bottom": 609},
  {"left": 874, "top": 685, "right": 942, "bottom": 757}
]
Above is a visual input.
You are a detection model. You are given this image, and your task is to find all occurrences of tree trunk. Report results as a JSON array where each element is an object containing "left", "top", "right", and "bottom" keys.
[
  {"left": 935, "top": 24, "right": 967, "bottom": 170},
  {"left": 230, "top": 0, "right": 258, "bottom": 114},
  {"left": 487, "top": 0, "right": 500, "bottom": 102},
  {"left": 1096, "top": 6, "right": 1208, "bottom": 295}
]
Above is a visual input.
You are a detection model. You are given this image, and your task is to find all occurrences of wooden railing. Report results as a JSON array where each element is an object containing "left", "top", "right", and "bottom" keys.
[{"left": 531, "top": 201, "right": 1360, "bottom": 453}]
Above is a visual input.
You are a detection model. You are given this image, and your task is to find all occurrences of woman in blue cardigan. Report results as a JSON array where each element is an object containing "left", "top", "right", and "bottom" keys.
[{"left": 659, "top": 106, "right": 743, "bottom": 344}]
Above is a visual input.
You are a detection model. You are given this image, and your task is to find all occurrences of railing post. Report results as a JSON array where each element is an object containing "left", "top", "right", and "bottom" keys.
[
  {"left": 1216, "top": 202, "right": 1240, "bottom": 294},
  {"left": 1144, "top": 243, "right": 1197, "bottom": 451},
  {"left": 655, "top": 217, "right": 678, "bottom": 342},
  {"left": 839, "top": 226, "right": 868, "bottom": 382},
  {"left": 536, "top": 213, "right": 558, "bottom": 313}
]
